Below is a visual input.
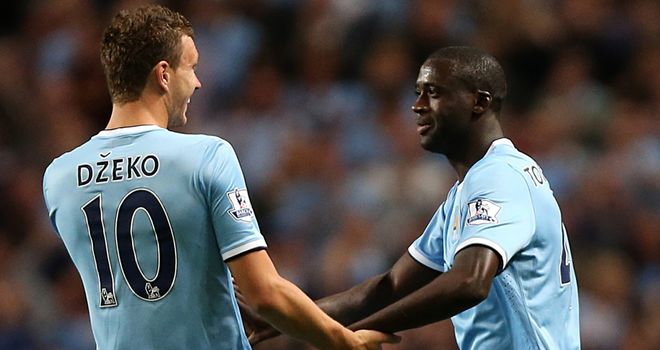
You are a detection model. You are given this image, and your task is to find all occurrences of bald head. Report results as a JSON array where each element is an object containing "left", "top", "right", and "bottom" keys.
[{"left": 426, "top": 47, "right": 507, "bottom": 111}]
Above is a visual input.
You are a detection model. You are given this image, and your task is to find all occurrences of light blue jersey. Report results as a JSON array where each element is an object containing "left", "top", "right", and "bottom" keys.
[
  {"left": 409, "top": 138, "right": 580, "bottom": 349},
  {"left": 43, "top": 125, "right": 266, "bottom": 350}
]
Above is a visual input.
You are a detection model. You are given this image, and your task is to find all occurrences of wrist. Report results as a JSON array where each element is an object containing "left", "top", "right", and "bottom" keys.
[{"left": 327, "top": 327, "right": 360, "bottom": 350}]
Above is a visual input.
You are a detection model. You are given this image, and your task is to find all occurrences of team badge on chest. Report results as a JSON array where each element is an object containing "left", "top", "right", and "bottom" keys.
[{"left": 466, "top": 199, "right": 501, "bottom": 225}]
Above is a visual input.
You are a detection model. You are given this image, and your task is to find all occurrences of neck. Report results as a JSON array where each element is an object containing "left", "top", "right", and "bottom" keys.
[
  {"left": 449, "top": 117, "right": 504, "bottom": 181},
  {"left": 106, "top": 94, "right": 168, "bottom": 129}
]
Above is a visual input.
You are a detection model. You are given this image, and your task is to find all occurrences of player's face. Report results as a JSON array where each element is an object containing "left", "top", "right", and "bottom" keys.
[
  {"left": 166, "top": 35, "right": 201, "bottom": 128},
  {"left": 412, "top": 59, "right": 474, "bottom": 155}
]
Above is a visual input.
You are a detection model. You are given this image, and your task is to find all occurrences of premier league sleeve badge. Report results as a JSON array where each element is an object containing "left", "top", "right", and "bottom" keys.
[
  {"left": 466, "top": 199, "right": 501, "bottom": 225},
  {"left": 226, "top": 188, "right": 255, "bottom": 222}
]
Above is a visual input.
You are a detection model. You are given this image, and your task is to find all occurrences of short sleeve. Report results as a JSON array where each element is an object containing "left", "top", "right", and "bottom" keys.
[
  {"left": 455, "top": 162, "right": 535, "bottom": 269},
  {"left": 409, "top": 205, "right": 447, "bottom": 272},
  {"left": 42, "top": 162, "right": 62, "bottom": 238},
  {"left": 199, "top": 140, "right": 266, "bottom": 261}
]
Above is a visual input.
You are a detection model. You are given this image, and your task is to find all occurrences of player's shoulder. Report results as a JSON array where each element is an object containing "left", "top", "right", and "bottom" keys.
[
  {"left": 45, "top": 138, "right": 96, "bottom": 177},
  {"left": 121, "top": 129, "right": 236, "bottom": 161},
  {"left": 147, "top": 129, "right": 226, "bottom": 147},
  {"left": 44, "top": 130, "right": 233, "bottom": 177},
  {"left": 168, "top": 131, "right": 233, "bottom": 150},
  {"left": 467, "top": 156, "right": 518, "bottom": 182},
  {"left": 464, "top": 139, "right": 534, "bottom": 188},
  {"left": 43, "top": 139, "right": 96, "bottom": 201},
  {"left": 464, "top": 160, "right": 519, "bottom": 192},
  {"left": 163, "top": 132, "right": 242, "bottom": 174},
  {"left": 479, "top": 138, "right": 536, "bottom": 168}
]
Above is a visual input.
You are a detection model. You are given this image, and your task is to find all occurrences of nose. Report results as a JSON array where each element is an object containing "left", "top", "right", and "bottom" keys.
[
  {"left": 194, "top": 74, "right": 202, "bottom": 90},
  {"left": 412, "top": 95, "right": 429, "bottom": 115}
]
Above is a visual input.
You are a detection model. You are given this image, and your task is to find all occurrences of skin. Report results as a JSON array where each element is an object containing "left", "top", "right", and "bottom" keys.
[
  {"left": 246, "top": 57, "right": 505, "bottom": 342},
  {"left": 413, "top": 58, "right": 504, "bottom": 181},
  {"left": 228, "top": 250, "right": 400, "bottom": 349},
  {"left": 106, "top": 35, "right": 201, "bottom": 129},
  {"left": 163, "top": 35, "right": 201, "bottom": 128},
  {"left": 104, "top": 33, "right": 397, "bottom": 350}
]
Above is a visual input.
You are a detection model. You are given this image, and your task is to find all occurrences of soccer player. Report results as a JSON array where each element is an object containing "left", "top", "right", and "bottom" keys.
[
  {"left": 42, "top": 5, "right": 398, "bottom": 350},
  {"left": 248, "top": 47, "right": 581, "bottom": 349}
]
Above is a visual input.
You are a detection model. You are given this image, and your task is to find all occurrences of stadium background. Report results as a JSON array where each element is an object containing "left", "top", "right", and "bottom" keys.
[{"left": 0, "top": 0, "right": 657, "bottom": 349}]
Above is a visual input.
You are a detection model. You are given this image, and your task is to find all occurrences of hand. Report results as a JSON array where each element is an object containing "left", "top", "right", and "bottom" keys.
[
  {"left": 353, "top": 329, "right": 401, "bottom": 350},
  {"left": 246, "top": 316, "right": 280, "bottom": 345}
]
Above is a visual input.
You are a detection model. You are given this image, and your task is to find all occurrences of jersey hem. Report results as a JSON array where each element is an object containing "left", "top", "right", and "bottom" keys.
[
  {"left": 222, "top": 238, "right": 267, "bottom": 261},
  {"left": 408, "top": 246, "right": 445, "bottom": 272},
  {"left": 455, "top": 237, "right": 509, "bottom": 267}
]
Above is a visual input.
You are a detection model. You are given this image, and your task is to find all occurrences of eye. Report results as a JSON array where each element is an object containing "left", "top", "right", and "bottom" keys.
[
  {"left": 427, "top": 86, "right": 439, "bottom": 98},
  {"left": 414, "top": 88, "right": 421, "bottom": 96}
]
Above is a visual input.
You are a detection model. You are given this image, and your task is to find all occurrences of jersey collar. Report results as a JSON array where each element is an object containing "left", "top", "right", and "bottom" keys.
[
  {"left": 96, "top": 125, "right": 163, "bottom": 137},
  {"left": 485, "top": 138, "right": 514, "bottom": 156},
  {"left": 456, "top": 138, "right": 514, "bottom": 190}
]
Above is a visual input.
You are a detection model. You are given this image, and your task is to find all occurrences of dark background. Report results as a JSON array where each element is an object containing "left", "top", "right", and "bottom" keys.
[{"left": 0, "top": 0, "right": 657, "bottom": 349}]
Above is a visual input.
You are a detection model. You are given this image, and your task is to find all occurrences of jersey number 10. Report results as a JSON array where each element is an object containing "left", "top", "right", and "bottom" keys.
[
  {"left": 81, "top": 189, "right": 177, "bottom": 308},
  {"left": 560, "top": 224, "right": 572, "bottom": 286}
]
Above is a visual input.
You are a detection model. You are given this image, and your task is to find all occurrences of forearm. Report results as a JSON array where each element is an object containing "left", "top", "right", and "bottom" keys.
[
  {"left": 316, "top": 272, "right": 397, "bottom": 326},
  {"left": 349, "top": 246, "right": 499, "bottom": 333},
  {"left": 229, "top": 250, "right": 356, "bottom": 349},
  {"left": 255, "top": 277, "right": 354, "bottom": 350},
  {"left": 318, "top": 253, "right": 441, "bottom": 328},
  {"left": 350, "top": 270, "right": 486, "bottom": 333}
]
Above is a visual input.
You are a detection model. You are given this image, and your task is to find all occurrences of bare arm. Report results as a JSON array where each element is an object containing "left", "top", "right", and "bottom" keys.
[
  {"left": 228, "top": 249, "right": 398, "bottom": 349},
  {"left": 245, "top": 252, "right": 439, "bottom": 344},
  {"left": 317, "top": 252, "right": 440, "bottom": 326},
  {"left": 349, "top": 245, "right": 500, "bottom": 333}
]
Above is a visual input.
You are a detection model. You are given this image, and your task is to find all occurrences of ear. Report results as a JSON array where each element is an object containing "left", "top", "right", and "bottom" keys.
[
  {"left": 473, "top": 90, "right": 492, "bottom": 114},
  {"left": 155, "top": 61, "right": 171, "bottom": 93}
]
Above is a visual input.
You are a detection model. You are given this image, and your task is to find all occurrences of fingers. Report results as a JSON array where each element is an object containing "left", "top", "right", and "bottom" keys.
[
  {"left": 355, "top": 329, "right": 402, "bottom": 344},
  {"left": 374, "top": 331, "right": 401, "bottom": 344},
  {"left": 247, "top": 332, "right": 258, "bottom": 344},
  {"left": 247, "top": 330, "right": 269, "bottom": 345},
  {"left": 248, "top": 327, "right": 282, "bottom": 346},
  {"left": 233, "top": 278, "right": 249, "bottom": 304},
  {"left": 381, "top": 332, "right": 401, "bottom": 344}
]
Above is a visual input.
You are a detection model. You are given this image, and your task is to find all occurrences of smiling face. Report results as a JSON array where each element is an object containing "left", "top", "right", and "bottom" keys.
[
  {"left": 165, "top": 35, "right": 201, "bottom": 128},
  {"left": 413, "top": 58, "right": 475, "bottom": 156}
]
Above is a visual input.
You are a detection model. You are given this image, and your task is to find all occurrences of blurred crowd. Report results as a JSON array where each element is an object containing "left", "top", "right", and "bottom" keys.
[{"left": 0, "top": 0, "right": 658, "bottom": 349}]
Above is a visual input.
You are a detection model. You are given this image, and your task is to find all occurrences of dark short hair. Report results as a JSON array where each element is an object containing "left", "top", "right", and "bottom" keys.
[
  {"left": 427, "top": 46, "right": 507, "bottom": 111},
  {"left": 100, "top": 5, "right": 194, "bottom": 104}
]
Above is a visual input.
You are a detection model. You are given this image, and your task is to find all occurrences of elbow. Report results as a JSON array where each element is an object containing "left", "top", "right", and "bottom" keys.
[
  {"left": 458, "top": 276, "right": 491, "bottom": 306},
  {"left": 253, "top": 299, "right": 279, "bottom": 318},
  {"left": 249, "top": 289, "right": 282, "bottom": 317},
  {"left": 250, "top": 293, "right": 274, "bottom": 315},
  {"left": 241, "top": 279, "right": 283, "bottom": 317}
]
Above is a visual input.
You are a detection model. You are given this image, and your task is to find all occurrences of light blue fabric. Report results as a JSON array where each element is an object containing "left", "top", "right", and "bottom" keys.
[
  {"left": 43, "top": 125, "right": 265, "bottom": 350},
  {"left": 410, "top": 138, "right": 580, "bottom": 349}
]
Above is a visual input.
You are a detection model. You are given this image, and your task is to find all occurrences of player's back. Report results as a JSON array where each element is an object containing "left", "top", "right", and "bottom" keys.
[
  {"left": 497, "top": 144, "right": 579, "bottom": 349},
  {"left": 43, "top": 125, "right": 257, "bottom": 350},
  {"left": 459, "top": 140, "right": 580, "bottom": 349}
]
